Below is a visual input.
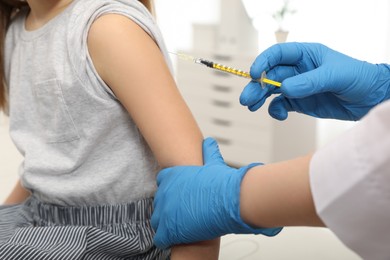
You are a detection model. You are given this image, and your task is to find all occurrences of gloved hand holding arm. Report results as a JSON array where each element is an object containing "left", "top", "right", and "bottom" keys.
[
  {"left": 152, "top": 138, "right": 282, "bottom": 249},
  {"left": 240, "top": 42, "right": 390, "bottom": 120},
  {"left": 152, "top": 137, "right": 327, "bottom": 249}
]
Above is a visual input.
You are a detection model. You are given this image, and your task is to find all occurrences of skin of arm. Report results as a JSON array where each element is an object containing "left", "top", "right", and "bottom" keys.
[
  {"left": 4, "top": 180, "right": 31, "bottom": 205},
  {"left": 240, "top": 154, "right": 325, "bottom": 228},
  {"left": 87, "top": 14, "right": 219, "bottom": 259}
]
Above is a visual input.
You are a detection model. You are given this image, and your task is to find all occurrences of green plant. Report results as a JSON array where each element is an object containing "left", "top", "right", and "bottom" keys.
[{"left": 272, "top": 0, "right": 296, "bottom": 31}]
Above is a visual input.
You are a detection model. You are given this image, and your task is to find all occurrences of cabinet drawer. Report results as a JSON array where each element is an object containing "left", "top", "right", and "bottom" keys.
[
  {"left": 185, "top": 96, "right": 272, "bottom": 131},
  {"left": 199, "top": 115, "right": 273, "bottom": 148},
  {"left": 179, "top": 80, "right": 240, "bottom": 104},
  {"left": 213, "top": 137, "right": 273, "bottom": 166},
  {"left": 177, "top": 73, "right": 247, "bottom": 97},
  {"left": 196, "top": 113, "right": 274, "bottom": 165}
]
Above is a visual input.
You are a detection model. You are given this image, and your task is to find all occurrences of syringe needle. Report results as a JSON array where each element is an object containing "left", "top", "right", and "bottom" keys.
[
  {"left": 169, "top": 52, "right": 281, "bottom": 88},
  {"left": 168, "top": 52, "right": 196, "bottom": 62}
]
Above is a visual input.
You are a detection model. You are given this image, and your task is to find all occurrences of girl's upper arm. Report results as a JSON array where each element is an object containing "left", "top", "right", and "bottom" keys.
[
  {"left": 87, "top": 14, "right": 203, "bottom": 168},
  {"left": 87, "top": 14, "right": 220, "bottom": 260}
]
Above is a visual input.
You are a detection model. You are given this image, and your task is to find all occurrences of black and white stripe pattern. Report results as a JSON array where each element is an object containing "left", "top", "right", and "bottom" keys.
[{"left": 0, "top": 197, "right": 169, "bottom": 259}]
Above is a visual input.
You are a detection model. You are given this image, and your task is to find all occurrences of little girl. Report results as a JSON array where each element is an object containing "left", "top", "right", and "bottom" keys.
[{"left": 0, "top": 0, "right": 219, "bottom": 259}]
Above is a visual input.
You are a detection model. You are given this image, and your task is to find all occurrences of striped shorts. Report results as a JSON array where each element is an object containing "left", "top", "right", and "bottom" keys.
[{"left": 0, "top": 196, "right": 170, "bottom": 259}]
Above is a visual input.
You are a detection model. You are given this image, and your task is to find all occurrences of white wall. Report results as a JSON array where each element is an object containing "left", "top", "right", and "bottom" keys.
[{"left": 247, "top": 0, "right": 390, "bottom": 148}]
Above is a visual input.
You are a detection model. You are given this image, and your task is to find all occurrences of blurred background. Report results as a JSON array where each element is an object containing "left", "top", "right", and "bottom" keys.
[{"left": 2, "top": 0, "right": 390, "bottom": 259}]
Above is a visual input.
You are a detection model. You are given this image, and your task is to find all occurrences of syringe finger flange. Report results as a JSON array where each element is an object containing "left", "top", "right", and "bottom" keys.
[{"left": 260, "top": 71, "right": 282, "bottom": 88}]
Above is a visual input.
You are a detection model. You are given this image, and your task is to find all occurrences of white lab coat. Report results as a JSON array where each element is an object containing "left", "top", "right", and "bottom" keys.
[{"left": 310, "top": 100, "right": 390, "bottom": 260}]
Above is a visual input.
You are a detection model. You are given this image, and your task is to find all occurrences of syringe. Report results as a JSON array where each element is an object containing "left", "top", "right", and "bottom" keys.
[{"left": 170, "top": 52, "right": 281, "bottom": 88}]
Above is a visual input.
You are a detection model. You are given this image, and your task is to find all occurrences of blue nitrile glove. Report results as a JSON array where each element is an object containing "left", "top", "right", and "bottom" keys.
[
  {"left": 240, "top": 42, "right": 390, "bottom": 121},
  {"left": 151, "top": 137, "right": 282, "bottom": 249}
]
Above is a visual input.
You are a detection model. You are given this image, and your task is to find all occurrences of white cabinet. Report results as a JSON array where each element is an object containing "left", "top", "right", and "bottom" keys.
[
  {"left": 177, "top": 52, "right": 275, "bottom": 165},
  {"left": 174, "top": 0, "right": 316, "bottom": 166}
]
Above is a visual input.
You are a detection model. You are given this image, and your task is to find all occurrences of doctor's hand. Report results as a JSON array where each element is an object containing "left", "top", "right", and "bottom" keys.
[
  {"left": 240, "top": 42, "right": 390, "bottom": 121},
  {"left": 151, "top": 137, "right": 282, "bottom": 249}
]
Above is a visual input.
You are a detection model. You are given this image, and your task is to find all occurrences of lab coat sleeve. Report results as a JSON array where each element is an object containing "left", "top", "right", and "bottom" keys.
[{"left": 310, "top": 100, "right": 390, "bottom": 260}]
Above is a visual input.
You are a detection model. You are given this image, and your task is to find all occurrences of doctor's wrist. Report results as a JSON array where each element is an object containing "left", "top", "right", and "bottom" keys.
[
  {"left": 240, "top": 155, "right": 325, "bottom": 228},
  {"left": 240, "top": 165, "right": 275, "bottom": 228},
  {"left": 378, "top": 63, "right": 390, "bottom": 102}
]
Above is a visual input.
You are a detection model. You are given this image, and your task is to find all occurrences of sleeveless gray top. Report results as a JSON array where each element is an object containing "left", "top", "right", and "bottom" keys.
[{"left": 4, "top": 0, "right": 173, "bottom": 206}]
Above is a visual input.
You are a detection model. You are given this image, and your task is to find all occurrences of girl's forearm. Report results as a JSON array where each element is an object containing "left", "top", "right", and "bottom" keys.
[
  {"left": 240, "top": 154, "right": 325, "bottom": 228},
  {"left": 3, "top": 180, "right": 30, "bottom": 205},
  {"left": 171, "top": 239, "right": 220, "bottom": 260}
]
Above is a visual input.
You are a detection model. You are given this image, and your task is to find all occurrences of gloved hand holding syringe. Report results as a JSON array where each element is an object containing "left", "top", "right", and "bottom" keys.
[{"left": 170, "top": 52, "right": 281, "bottom": 88}]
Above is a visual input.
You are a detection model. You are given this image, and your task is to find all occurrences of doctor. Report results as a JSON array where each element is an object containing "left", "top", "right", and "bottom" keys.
[{"left": 151, "top": 42, "right": 390, "bottom": 260}]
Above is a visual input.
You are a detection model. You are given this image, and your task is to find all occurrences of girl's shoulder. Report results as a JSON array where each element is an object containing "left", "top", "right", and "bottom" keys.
[
  {"left": 69, "top": 0, "right": 152, "bottom": 21},
  {"left": 67, "top": 0, "right": 157, "bottom": 45}
]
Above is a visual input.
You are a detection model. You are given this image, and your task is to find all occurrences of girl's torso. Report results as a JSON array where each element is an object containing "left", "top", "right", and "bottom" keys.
[{"left": 4, "top": 0, "right": 172, "bottom": 206}]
